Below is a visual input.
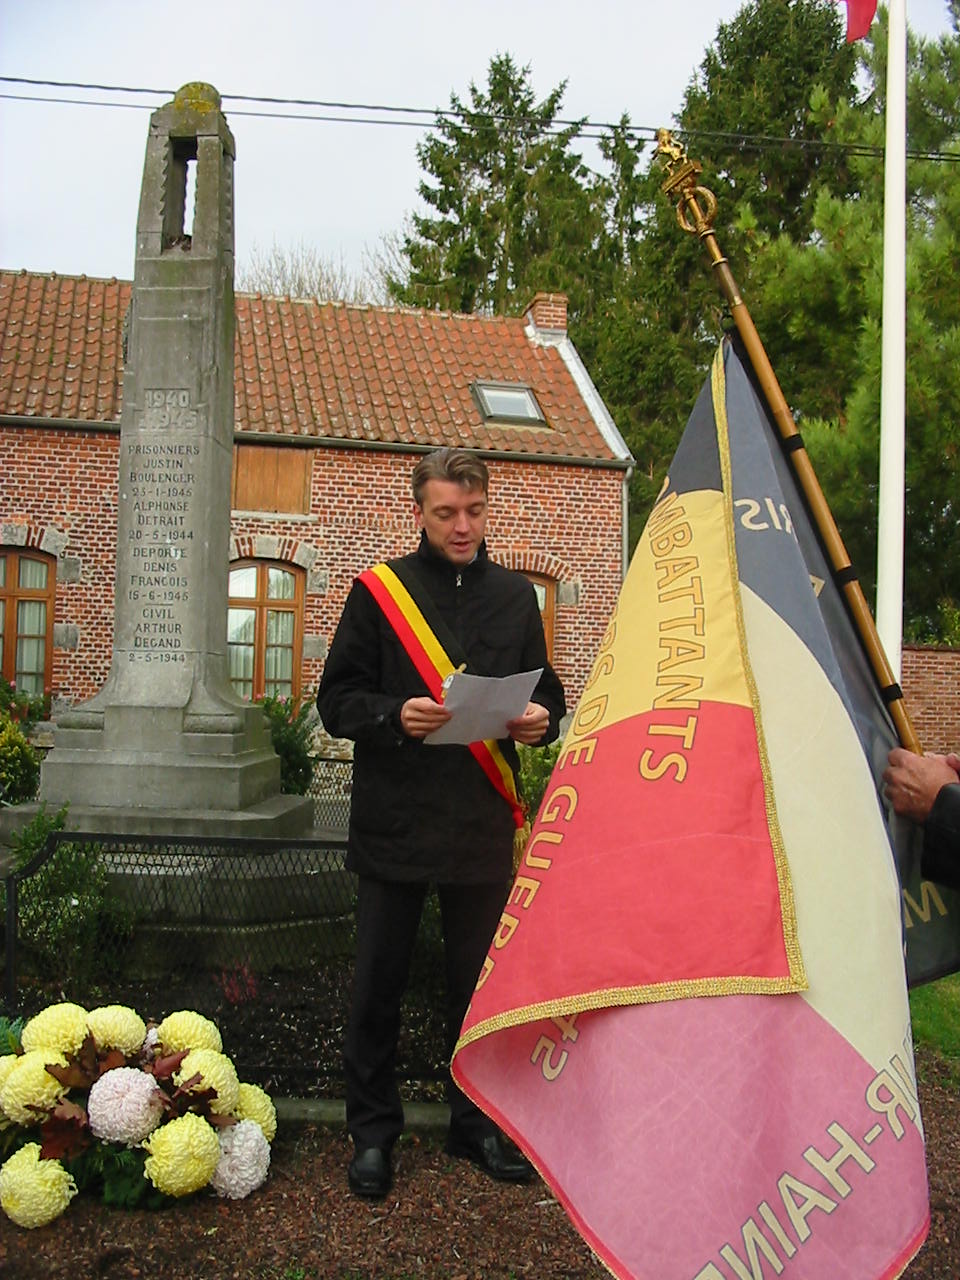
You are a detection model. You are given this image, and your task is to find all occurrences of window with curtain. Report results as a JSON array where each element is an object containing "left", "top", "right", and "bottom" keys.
[
  {"left": 227, "top": 560, "right": 304, "bottom": 701},
  {"left": 0, "top": 550, "right": 55, "bottom": 696},
  {"left": 525, "top": 573, "right": 556, "bottom": 662}
]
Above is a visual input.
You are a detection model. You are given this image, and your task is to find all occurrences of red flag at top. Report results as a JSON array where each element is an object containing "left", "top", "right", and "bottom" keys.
[{"left": 838, "top": 0, "right": 878, "bottom": 41}]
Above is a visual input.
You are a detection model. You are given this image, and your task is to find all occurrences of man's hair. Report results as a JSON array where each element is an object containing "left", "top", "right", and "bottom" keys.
[{"left": 411, "top": 448, "right": 489, "bottom": 505}]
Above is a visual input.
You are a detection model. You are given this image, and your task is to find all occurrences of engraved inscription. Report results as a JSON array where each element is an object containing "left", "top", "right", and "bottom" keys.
[
  {"left": 122, "top": 413, "right": 200, "bottom": 663},
  {"left": 139, "top": 388, "right": 198, "bottom": 431}
]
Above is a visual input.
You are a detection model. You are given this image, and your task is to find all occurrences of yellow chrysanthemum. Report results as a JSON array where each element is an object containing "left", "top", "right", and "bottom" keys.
[
  {"left": 0, "top": 1056, "right": 18, "bottom": 1130},
  {"left": 0, "top": 1055, "right": 19, "bottom": 1095},
  {"left": 86, "top": 1005, "right": 146, "bottom": 1057},
  {"left": 142, "top": 1112, "right": 219, "bottom": 1197},
  {"left": 0, "top": 1051, "right": 69, "bottom": 1126},
  {"left": 0, "top": 1143, "right": 77, "bottom": 1228},
  {"left": 155, "top": 1010, "right": 222, "bottom": 1054},
  {"left": 234, "top": 1082, "right": 277, "bottom": 1143},
  {"left": 20, "top": 1003, "right": 89, "bottom": 1057},
  {"left": 174, "top": 1049, "right": 239, "bottom": 1115}
]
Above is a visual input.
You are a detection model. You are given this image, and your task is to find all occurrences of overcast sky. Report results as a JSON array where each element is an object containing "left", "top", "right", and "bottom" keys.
[{"left": 0, "top": 0, "right": 953, "bottom": 287}]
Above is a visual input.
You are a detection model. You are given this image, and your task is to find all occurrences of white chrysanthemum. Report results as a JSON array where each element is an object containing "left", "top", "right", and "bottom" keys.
[
  {"left": 86, "top": 1006, "right": 146, "bottom": 1057},
  {"left": 210, "top": 1119, "right": 271, "bottom": 1199},
  {"left": 174, "top": 1049, "right": 239, "bottom": 1115},
  {"left": 0, "top": 1051, "right": 69, "bottom": 1126},
  {"left": 140, "top": 1025, "right": 160, "bottom": 1060},
  {"left": 142, "top": 1112, "right": 220, "bottom": 1197},
  {"left": 20, "top": 1003, "right": 89, "bottom": 1057},
  {"left": 0, "top": 1143, "right": 77, "bottom": 1228},
  {"left": 234, "top": 1082, "right": 276, "bottom": 1143},
  {"left": 87, "top": 1067, "right": 165, "bottom": 1146},
  {"left": 155, "top": 1011, "right": 222, "bottom": 1054}
]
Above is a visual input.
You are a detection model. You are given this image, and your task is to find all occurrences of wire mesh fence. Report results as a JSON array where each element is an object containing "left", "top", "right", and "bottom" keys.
[
  {"left": 307, "top": 755, "right": 353, "bottom": 831},
  {"left": 1, "top": 828, "right": 449, "bottom": 1100}
]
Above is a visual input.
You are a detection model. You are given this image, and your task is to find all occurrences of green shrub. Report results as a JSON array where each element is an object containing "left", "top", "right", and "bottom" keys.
[
  {"left": 0, "top": 713, "right": 40, "bottom": 805},
  {"left": 258, "top": 694, "right": 315, "bottom": 794},
  {"left": 904, "top": 598, "right": 960, "bottom": 646},
  {"left": 4, "top": 806, "right": 134, "bottom": 993},
  {"left": 0, "top": 679, "right": 50, "bottom": 728},
  {"left": 517, "top": 739, "right": 561, "bottom": 821}
]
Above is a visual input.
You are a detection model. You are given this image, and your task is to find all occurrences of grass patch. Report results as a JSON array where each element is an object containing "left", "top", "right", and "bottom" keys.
[{"left": 910, "top": 972, "right": 960, "bottom": 1085}]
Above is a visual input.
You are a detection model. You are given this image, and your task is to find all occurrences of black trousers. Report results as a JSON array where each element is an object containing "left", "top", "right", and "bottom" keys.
[{"left": 344, "top": 875, "right": 508, "bottom": 1151}]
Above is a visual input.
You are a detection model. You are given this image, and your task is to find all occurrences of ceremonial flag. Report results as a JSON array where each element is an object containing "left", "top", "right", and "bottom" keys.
[
  {"left": 837, "top": 0, "right": 878, "bottom": 42},
  {"left": 452, "top": 338, "right": 934, "bottom": 1280}
]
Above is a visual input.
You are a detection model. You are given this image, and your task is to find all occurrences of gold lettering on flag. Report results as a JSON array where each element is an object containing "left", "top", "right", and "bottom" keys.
[
  {"left": 902, "top": 879, "right": 948, "bottom": 928},
  {"left": 690, "top": 1043, "right": 923, "bottom": 1280}
]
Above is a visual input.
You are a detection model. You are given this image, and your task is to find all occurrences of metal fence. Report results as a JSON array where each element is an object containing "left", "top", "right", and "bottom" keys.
[
  {"left": 307, "top": 755, "right": 353, "bottom": 830},
  {"left": 1, "top": 827, "right": 449, "bottom": 1100}
]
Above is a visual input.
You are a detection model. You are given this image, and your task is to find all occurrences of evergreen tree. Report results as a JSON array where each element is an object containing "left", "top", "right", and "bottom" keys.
[
  {"left": 388, "top": 54, "right": 599, "bottom": 316},
  {"left": 680, "top": 0, "right": 857, "bottom": 241},
  {"left": 581, "top": 0, "right": 859, "bottom": 540},
  {"left": 384, "top": 2, "right": 959, "bottom": 634},
  {"left": 744, "top": 9, "right": 960, "bottom": 632}
]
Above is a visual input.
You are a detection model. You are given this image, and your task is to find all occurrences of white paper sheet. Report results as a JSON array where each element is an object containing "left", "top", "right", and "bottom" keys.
[{"left": 424, "top": 668, "right": 543, "bottom": 746}]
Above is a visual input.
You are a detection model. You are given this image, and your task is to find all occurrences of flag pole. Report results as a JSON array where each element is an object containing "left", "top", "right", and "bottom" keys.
[
  {"left": 654, "top": 130, "right": 920, "bottom": 753},
  {"left": 875, "top": 0, "right": 908, "bottom": 679}
]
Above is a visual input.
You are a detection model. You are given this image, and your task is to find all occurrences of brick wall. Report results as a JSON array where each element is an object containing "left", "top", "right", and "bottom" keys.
[
  {"left": 901, "top": 646, "right": 960, "bottom": 752},
  {"left": 4, "top": 421, "right": 957, "bottom": 755},
  {"left": 294, "top": 449, "right": 623, "bottom": 706},
  {"left": 1, "top": 425, "right": 120, "bottom": 703},
  {"left": 1, "top": 426, "right": 625, "bottom": 712}
]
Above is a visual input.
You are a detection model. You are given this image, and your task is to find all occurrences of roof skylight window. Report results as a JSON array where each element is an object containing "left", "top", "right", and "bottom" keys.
[{"left": 472, "top": 382, "right": 546, "bottom": 425}]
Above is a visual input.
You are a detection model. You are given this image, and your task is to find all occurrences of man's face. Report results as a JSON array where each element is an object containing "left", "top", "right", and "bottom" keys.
[{"left": 415, "top": 478, "right": 488, "bottom": 565}]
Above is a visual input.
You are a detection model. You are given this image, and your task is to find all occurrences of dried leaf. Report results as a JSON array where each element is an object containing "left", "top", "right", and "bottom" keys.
[
  {"left": 146, "top": 1049, "right": 189, "bottom": 1080},
  {"left": 39, "top": 1103, "right": 91, "bottom": 1162}
]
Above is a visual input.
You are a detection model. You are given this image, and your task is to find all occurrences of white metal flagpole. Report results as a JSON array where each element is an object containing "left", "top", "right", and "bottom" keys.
[{"left": 875, "top": 0, "right": 908, "bottom": 678}]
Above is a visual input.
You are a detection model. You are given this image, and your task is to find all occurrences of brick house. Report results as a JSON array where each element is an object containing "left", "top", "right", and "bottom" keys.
[
  {"left": 3, "top": 270, "right": 957, "bottom": 753},
  {"left": 0, "top": 271, "right": 633, "bottom": 723}
]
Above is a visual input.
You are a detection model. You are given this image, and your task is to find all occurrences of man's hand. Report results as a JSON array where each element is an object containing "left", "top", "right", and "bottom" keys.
[
  {"left": 400, "top": 695, "right": 452, "bottom": 739},
  {"left": 883, "top": 748, "right": 960, "bottom": 823},
  {"left": 507, "top": 701, "right": 550, "bottom": 745}
]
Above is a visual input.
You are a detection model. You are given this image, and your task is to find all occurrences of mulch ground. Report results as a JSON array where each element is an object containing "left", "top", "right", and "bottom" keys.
[{"left": 0, "top": 1048, "right": 955, "bottom": 1279}]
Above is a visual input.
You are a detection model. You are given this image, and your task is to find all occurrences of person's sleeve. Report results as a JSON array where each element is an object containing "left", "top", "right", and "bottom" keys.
[
  {"left": 316, "top": 580, "right": 407, "bottom": 747},
  {"left": 519, "top": 582, "right": 566, "bottom": 745},
  {"left": 921, "top": 782, "right": 960, "bottom": 891}
]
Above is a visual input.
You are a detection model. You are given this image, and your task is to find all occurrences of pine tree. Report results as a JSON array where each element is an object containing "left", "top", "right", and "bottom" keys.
[
  {"left": 743, "top": 9, "right": 960, "bottom": 631},
  {"left": 388, "top": 54, "right": 599, "bottom": 316}
]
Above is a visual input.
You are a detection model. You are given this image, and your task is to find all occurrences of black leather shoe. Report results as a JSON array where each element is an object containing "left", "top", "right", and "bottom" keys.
[
  {"left": 348, "top": 1146, "right": 392, "bottom": 1198},
  {"left": 444, "top": 1130, "right": 533, "bottom": 1183}
]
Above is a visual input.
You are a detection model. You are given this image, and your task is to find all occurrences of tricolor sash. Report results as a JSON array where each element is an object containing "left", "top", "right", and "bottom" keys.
[{"left": 358, "top": 561, "right": 525, "bottom": 829}]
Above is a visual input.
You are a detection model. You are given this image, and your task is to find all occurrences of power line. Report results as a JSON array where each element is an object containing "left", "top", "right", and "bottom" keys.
[
  {"left": 1, "top": 75, "right": 959, "bottom": 164},
  {"left": 0, "top": 92, "right": 437, "bottom": 130}
]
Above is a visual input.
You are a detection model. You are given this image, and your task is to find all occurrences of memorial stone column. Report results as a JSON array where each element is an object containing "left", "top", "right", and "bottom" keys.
[{"left": 40, "top": 83, "right": 312, "bottom": 836}]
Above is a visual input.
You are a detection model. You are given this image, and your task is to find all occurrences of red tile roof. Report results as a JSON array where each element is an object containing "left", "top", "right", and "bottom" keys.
[{"left": 0, "top": 271, "right": 626, "bottom": 463}]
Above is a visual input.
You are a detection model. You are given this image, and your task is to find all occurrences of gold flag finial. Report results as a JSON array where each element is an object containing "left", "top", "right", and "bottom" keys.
[
  {"left": 654, "top": 129, "right": 718, "bottom": 238},
  {"left": 652, "top": 135, "right": 920, "bottom": 754}
]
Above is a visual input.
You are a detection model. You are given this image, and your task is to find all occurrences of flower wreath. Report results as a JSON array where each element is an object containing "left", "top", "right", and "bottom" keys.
[{"left": 0, "top": 1002, "right": 276, "bottom": 1228}]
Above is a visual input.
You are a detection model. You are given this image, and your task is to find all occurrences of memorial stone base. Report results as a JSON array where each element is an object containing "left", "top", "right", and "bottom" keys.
[{"left": 36, "top": 705, "right": 314, "bottom": 838}]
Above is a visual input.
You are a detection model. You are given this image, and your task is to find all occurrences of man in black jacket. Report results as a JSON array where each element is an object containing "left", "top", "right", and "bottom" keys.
[
  {"left": 318, "top": 447, "right": 566, "bottom": 1199},
  {"left": 884, "top": 747, "right": 960, "bottom": 889}
]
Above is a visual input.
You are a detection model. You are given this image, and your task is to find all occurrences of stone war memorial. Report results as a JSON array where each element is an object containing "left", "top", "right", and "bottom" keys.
[{"left": 38, "top": 83, "right": 312, "bottom": 838}]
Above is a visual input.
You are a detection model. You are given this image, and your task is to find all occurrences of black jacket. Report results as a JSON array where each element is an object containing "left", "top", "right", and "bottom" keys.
[
  {"left": 317, "top": 535, "right": 566, "bottom": 883},
  {"left": 923, "top": 782, "right": 960, "bottom": 891}
]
